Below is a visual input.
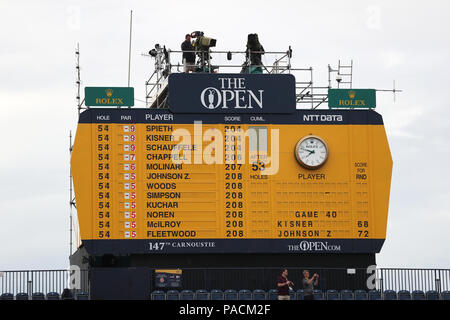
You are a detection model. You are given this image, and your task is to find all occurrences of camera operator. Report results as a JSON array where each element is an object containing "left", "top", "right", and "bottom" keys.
[
  {"left": 181, "top": 34, "right": 195, "bottom": 73},
  {"left": 302, "top": 270, "right": 319, "bottom": 300},
  {"left": 242, "top": 33, "right": 264, "bottom": 74}
]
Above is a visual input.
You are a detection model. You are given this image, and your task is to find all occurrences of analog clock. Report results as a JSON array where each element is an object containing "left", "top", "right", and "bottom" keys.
[{"left": 294, "top": 135, "right": 329, "bottom": 169}]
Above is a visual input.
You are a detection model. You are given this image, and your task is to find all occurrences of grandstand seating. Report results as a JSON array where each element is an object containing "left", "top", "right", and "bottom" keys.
[
  {"left": 75, "top": 292, "right": 89, "bottom": 300},
  {"left": 239, "top": 289, "right": 252, "bottom": 300},
  {"left": 412, "top": 290, "right": 425, "bottom": 300},
  {"left": 32, "top": 292, "right": 45, "bottom": 300},
  {"left": 289, "top": 290, "right": 296, "bottom": 300},
  {"left": 210, "top": 289, "right": 224, "bottom": 300},
  {"left": 94, "top": 288, "right": 450, "bottom": 301},
  {"left": 196, "top": 289, "right": 209, "bottom": 300},
  {"left": 398, "top": 290, "right": 411, "bottom": 300},
  {"left": 0, "top": 293, "right": 14, "bottom": 300},
  {"left": 426, "top": 290, "right": 439, "bottom": 300},
  {"left": 313, "top": 289, "right": 323, "bottom": 300},
  {"left": 441, "top": 291, "right": 450, "bottom": 300},
  {"left": 2, "top": 287, "right": 450, "bottom": 300},
  {"left": 268, "top": 289, "right": 278, "bottom": 300},
  {"left": 224, "top": 289, "right": 238, "bottom": 300},
  {"left": 354, "top": 290, "right": 368, "bottom": 300},
  {"left": 253, "top": 289, "right": 266, "bottom": 300},
  {"left": 151, "top": 290, "right": 165, "bottom": 300},
  {"left": 326, "top": 289, "right": 339, "bottom": 300},
  {"left": 180, "top": 290, "right": 194, "bottom": 300},
  {"left": 166, "top": 290, "right": 179, "bottom": 300},
  {"left": 61, "top": 289, "right": 74, "bottom": 300},
  {"left": 368, "top": 290, "right": 382, "bottom": 300},
  {"left": 15, "top": 293, "right": 29, "bottom": 300},
  {"left": 383, "top": 290, "right": 397, "bottom": 300},
  {"left": 340, "top": 290, "right": 354, "bottom": 300},
  {"left": 46, "top": 292, "right": 60, "bottom": 300}
]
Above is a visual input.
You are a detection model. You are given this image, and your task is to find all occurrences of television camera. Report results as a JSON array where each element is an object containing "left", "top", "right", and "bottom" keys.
[{"left": 190, "top": 31, "right": 217, "bottom": 72}]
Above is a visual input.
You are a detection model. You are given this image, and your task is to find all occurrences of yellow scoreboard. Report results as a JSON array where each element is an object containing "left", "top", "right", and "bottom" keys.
[{"left": 71, "top": 108, "right": 392, "bottom": 255}]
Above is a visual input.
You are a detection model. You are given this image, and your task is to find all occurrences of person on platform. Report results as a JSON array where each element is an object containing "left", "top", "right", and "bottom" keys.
[
  {"left": 277, "top": 268, "right": 294, "bottom": 300},
  {"left": 302, "top": 270, "right": 319, "bottom": 300},
  {"left": 181, "top": 34, "right": 196, "bottom": 72}
]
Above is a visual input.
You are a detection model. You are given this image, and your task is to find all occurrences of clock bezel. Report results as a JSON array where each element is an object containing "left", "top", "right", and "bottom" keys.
[{"left": 294, "top": 135, "right": 329, "bottom": 170}]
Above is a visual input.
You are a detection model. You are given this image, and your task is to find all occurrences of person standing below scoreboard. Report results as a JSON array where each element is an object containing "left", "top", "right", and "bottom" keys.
[
  {"left": 277, "top": 268, "right": 293, "bottom": 300},
  {"left": 302, "top": 270, "right": 319, "bottom": 300}
]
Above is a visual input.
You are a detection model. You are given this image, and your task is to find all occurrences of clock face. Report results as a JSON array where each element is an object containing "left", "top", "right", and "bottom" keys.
[{"left": 295, "top": 135, "right": 329, "bottom": 169}]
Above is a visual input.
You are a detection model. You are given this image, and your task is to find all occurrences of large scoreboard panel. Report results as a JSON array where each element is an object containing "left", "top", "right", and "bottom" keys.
[{"left": 71, "top": 109, "right": 392, "bottom": 255}]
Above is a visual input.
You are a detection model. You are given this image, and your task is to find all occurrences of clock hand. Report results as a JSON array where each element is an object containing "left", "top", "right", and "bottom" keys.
[
  {"left": 305, "top": 150, "right": 315, "bottom": 158},
  {"left": 300, "top": 148, "right": 314, "bottom": 154}
]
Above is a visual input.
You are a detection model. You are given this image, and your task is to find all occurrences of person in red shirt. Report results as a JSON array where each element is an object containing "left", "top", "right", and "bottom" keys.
[{"left": 277, "top": 268, "right": 294, "bottom": 300}]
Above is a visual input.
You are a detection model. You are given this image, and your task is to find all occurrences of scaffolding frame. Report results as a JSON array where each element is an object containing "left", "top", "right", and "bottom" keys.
[{"left": 143, "top": 48, "right": 347, "bottom": 110}]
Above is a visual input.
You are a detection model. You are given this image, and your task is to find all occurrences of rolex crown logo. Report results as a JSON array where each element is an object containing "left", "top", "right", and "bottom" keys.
[
  {"left": 105, "top": 88, "right": 114, "bottom": 97},
  {"left": 349, "top": 90, "right": 355, "bottom": 99}
]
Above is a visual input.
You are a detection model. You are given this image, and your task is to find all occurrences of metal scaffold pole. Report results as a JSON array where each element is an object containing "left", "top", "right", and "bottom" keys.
[
  {"left": 128, "top": 10, "right": 133, "bottom": 88},
  {"left": 69, "top": 131, "right": 73, "bottom": 257}
]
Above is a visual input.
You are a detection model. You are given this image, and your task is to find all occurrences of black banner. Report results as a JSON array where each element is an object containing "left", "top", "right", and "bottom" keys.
[
  {"left": 168, "top": 73, "right": 296, "bottom": 114},
  {"left": 83, "top": 239, "right": 384, "bottom": 255}
]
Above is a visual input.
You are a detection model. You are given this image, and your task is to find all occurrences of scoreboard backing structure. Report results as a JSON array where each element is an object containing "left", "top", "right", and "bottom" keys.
[{"left": 71, "top": 74, "right": 393, "bottom": 258}]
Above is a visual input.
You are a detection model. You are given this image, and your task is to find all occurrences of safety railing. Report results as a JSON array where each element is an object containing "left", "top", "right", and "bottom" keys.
[
  {"left": 376, "top": 268, "right": 450, "bottom": 293},
  {"left": 2, "top": 267, "right": 449, "bottom": 298},
  {"left": 0, "top": 269, "right": 89, "bottom": 297},
  {"left": 144, "top": 48, "right": 329, "bottom": 109}
]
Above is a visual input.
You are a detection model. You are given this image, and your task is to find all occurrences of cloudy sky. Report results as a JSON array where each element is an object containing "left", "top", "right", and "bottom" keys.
[{"left": 1, "top": 0, "right": 449, "bottom": 270}]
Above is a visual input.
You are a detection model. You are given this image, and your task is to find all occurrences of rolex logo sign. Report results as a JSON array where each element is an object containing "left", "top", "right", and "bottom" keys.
[
  {"left": 349, "top": 90, "right": 356, "bottom": 99},
  {"left": 105, "top": 88, "right": 114, "bottom": 97},
  {"left": 328, "top": 89, "right": 376, "bottom": 109},
  {"left": 85, "top": 87, "right": 134, "bottom": 107}
]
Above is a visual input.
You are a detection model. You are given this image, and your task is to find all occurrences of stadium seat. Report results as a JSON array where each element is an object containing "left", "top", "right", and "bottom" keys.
[
  {"left": 32, "top": 292, "right": 45, "bottom": 300},
  {"left": 426, "top": 290, "right": 440, "bottom": 300},
  {"left": 441, "top": 291, "right": 450, "bottom": 300},
  {"left": 195, "top": 289, "right": 209, "bottom": 300},
  {"left": 289, "top": 290, "right": 296, "bottom": 300},
  {"left": 354, "top": 290, "right": 368, "bottom": 300},
  {"left": 412, "top": 290, "right": 425, "bottom": 300},
  {"left": 253, "top": 289, "right": 266, "bottom": 300},
  {"left": 0, "top": 293, "right": 14, "bottom": 300},
  {"left": 180, "top": 290, "right": 194, "bottom": 300},
  {"left": 313, "top": 289, "right": 323, "bottom": 300},
  {"left": 15, "top": 293, "right": 29, "bottom": 300},
  {"left": 46, "top": 292, "right": 60, "bottom": 300},
  {"left": 368, "top": 290, "right": 382, "bottom": 300},
  {"left": 398, "top": 290, "right": 411, "bottom": 300},
  {"left": 238, "top": 289, "right": 252, "bottom": 300},
  {"left": 151, "top": 290, "right": 166, "bottom": 300},
  {"left": 166, "top": 290, "right": 180, "bottom": 300},
  {"left": 296, "top": 289, "right": 304, "bottom": 300},
  {"left": 268, "top": 289, "right": 278, "bottom": 300},
  {"left": 210, "top": 289, "right": 224, "bottom": 300},
  {"left": 340, "top": 290, "right": 354, "bottom": 300},
  {"left": 326, "top": 289, "right": 339, "bottom": 300},
  {"left": 75, "top": 292, "right": 89, "bottom": 300},
  {"left": 61, "top": 289, "right": 74, "bottom": 300},
  {"left": 383, "top": 290, "right": 397, "bottom": 300},
  {"left": 224, "top": 289, "right": 238, "bottom": 300}
]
